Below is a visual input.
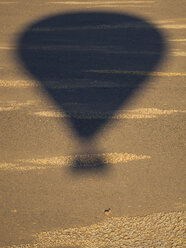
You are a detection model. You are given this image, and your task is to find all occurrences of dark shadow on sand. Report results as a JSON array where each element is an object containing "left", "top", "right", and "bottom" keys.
[{"left": 17, "top": 12, "right": 165, "bottom": 171}]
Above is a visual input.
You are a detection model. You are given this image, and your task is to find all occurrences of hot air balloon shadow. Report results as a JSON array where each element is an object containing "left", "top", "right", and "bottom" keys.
[{"left": 17, "top": 12, "right": 165, "bottom": 171}]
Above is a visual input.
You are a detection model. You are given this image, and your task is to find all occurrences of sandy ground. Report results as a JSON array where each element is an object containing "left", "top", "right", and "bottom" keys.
[{"left": 0, "top": 0, "right": 185, "bottom": 247}]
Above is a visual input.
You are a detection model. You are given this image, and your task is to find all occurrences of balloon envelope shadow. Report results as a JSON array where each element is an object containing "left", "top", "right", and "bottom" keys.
[{"left": 17, "top": 12, "right": 165, "bottom": 171}]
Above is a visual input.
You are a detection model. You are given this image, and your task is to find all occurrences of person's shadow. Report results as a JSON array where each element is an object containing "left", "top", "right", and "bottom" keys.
[{"left": 17, "top": 12, "right": 165, "bottom": 171}]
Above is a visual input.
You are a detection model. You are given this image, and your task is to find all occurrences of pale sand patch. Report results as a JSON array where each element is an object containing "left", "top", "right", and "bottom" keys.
[
  {"left": 0, "top": 77, "right": 186, "bottom": 89},
  {"left": 33, "top": 108, "right": 185, "bottom": 119},
  {"left": 0, "top": 163, "right": 48, "bottom": 171},
  {"left": 6, "top": 211, "right": 185, "bottom": 247},
  {"left": 19, "top": 152, "right": 150, "bottom": 167},
  {"left": 0, "top": 80, "right": 39, "bottom": 88},
  {"left": 0, "top": 163, "right": 18, "bottom": 170},
  {"left": 87, "top": 70, "right": 186, "bottom": 76},
  {"left": 85, "top": 5, "right": 152, "bottom": 8},
  {"left": 160, "top": 24, "right": 186, "bottom": 29},
  {"left": 170, "top": 39, "right": 186, "bottom": 42},
  {"left": 172, "top": 51, "right": 186, "bottom": 56},
  {"left": 1, "top": 45, "right": 186, "bottom": 56},
  {"left": 0, "top": 152, "right": 150, "bottom": 171},
  {"left": 46, "top": 1, "right": 155, "bottom": 5},
  {"left": 0, "top": 78, "right": 185, "bottom": 89},
  {"left": 0, "top": 100, "right": 38, "bottom": 111}
]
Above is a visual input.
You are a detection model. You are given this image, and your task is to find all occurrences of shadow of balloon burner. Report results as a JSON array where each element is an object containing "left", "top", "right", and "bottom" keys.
[{"left": 17, "top": 12, "right": 165, "bottom": 171}]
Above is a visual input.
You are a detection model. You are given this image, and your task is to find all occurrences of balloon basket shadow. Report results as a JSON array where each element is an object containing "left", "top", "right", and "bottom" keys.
[{"left": 71, "top": 155, "right": 109, "bottom": 173}]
